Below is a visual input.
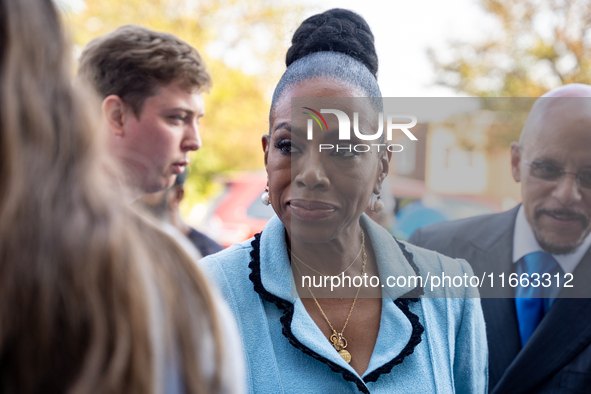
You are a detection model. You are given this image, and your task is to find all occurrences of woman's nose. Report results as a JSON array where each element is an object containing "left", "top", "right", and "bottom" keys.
[{"left": 294, "top": 153, "right": 330, "bottom": 190}]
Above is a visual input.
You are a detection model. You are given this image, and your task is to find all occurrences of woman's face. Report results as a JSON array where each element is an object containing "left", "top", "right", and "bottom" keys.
[{"left": 262, "top": 77, "right": 390, "bottom": 244}]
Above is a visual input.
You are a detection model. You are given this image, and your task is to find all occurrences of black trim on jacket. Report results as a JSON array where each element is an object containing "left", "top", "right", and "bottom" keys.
[{"left": 248, "top": 233, "right": 425, "bottom": 393}]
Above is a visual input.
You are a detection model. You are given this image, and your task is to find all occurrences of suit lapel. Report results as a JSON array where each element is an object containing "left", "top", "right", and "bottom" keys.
[
  {"left": 493, "top": 298, "right": 591, "bottom": 393},
  {"left": 481, "top": 298, "right": 521, "bottom": 390},
  {"left": 560, "top": 245, "right": 591, "bottom": 299},
  {"left": 493, "top": 236, "right": 591, "bottom": 393},
  {"left": 461, "top": 206, "right": 522, "bottom": 389}
]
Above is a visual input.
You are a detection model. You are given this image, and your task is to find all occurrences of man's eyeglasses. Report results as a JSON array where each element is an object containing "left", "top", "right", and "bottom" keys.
[{"left": 524, "top": 160, "right": 591, "bottom": 189}]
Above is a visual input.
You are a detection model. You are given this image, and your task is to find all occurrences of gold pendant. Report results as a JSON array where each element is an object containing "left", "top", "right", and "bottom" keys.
[
  {"left": 330, "top": 333, "right": 351, "bottom": 363},
  {"left": 339, "top": 349, "right": 352, "bottom": 363}
]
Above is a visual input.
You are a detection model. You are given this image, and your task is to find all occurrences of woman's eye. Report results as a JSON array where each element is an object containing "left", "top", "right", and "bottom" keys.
[{"left": 274, "top": 139, "right": 294, "bottom": 155}]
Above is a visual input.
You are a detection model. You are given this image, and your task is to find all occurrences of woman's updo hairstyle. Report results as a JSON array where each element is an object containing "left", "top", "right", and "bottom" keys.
[
  {"left": 271, "top": 8, "right": 382, "bottom": 119},
  {"left": 286, "top": 8, "right": 378, "bottom": 77}
]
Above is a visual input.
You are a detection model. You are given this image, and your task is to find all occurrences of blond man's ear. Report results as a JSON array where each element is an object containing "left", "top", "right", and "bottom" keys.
[{"left": 102, "top": 95, "right": 127, "bottom": 137}]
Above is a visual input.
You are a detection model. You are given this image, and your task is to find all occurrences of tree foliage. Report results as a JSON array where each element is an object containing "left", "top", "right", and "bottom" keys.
[
  {"left": 428, "top": 0, "right": 591, "bottom": 150},
  {"left": 429, "top": 0, "right": 591, "bottom": 97},
  {"left": 62, "top": 0, "right": 303, "bottom": 208}
]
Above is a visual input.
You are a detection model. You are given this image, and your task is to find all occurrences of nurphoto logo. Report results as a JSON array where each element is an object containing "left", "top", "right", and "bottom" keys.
[{"left": 303, "top": 107, "right": 418, "bottom": 153}]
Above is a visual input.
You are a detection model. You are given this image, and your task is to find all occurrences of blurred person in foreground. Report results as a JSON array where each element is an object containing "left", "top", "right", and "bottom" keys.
[
  {"left": 78, "top": 24, "right": 208, "bottom": 198},
  {"left": 138, "top": 171, "right": 223, "bottom": 257},
  {"left": 409, "top": 84, "right": 591, "bottom": 393},
  {"left": 199, "top": 8, "right": 487, "bottom": 393},
  {"left": 0, "top": 0, "right": 243, "bottom": 392}
]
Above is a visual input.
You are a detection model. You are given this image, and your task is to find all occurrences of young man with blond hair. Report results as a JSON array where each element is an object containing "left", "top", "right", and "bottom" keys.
[{"left": 78, "top": 25, "right": 210, "bottom": 195}]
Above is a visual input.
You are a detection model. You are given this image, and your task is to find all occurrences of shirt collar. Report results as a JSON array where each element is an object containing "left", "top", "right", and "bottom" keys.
[{"left": 513, "top": 205, "right": 591, "bottom": 274}]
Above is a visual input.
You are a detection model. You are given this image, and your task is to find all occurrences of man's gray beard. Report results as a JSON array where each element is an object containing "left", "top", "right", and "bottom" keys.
[
  {"left": 533, "top": 207, "right": 590, "bottom": 255},
  {"left": 533, "top": 228, "right": 587, "bottom": 255}
]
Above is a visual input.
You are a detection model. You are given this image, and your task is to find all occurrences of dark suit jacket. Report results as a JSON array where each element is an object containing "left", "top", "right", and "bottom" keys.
[
  {"left": 186, "top": 227, "right": 223, "bottom": 257},
  {"left": 409, "top": 205, "right": 591, "bottom": 393}
]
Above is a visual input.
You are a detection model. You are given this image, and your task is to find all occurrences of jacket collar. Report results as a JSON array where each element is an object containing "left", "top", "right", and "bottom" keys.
[
  {"left": 257, "top": 213, "right": 420, "bottom": 302},
  {"left": 249, "top": 214, "right": 424, "bottom": 392}
]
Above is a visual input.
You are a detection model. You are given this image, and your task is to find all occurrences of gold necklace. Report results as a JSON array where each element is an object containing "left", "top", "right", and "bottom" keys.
[
  {"left": 288, "top": 237, "right": 363, "bottom": 277},
  {"left": 291, "top": 229, "right": 366, "bottom": 364}
]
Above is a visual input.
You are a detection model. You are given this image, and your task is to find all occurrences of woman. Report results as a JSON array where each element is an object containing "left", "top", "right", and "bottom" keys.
[
  {"left": 0, "top": 0, "right": 242, "bottom": 392},
  {"left": 201, "top": 8, "right": 487, "bottom": 393}
]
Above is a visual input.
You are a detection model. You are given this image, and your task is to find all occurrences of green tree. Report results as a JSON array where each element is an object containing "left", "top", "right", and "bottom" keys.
[
  {"left": 62, "top": 0, "right": 304, "bottom": 209},
  {"left": 429, "top": 0, "right": 591, "bottom": 97}
]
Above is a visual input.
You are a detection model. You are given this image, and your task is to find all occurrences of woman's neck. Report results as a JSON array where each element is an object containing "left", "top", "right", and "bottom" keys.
[{"left": 287, "top": 223, "right": 364, "bottom": 276}]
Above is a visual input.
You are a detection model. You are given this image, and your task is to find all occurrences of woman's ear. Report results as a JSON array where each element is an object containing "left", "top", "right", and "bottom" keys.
[
  {"left": 262, "top": 134, "right": 270, "bottom": 168},
  {"left": 373, "top": 149, "right": 392, "bottom": 194},
  {"left": 102, "top": 95, "right": 127, "bottom": 137}
]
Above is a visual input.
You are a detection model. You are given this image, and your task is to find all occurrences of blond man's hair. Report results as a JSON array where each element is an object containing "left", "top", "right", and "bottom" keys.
[{"left": 78, "top": 25, "right": 211, "bottom": 116}]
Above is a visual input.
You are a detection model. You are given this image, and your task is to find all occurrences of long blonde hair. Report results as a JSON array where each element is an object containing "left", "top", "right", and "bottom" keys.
[{"left": 0, "top": 0, "right": 222, "bottom": 392}]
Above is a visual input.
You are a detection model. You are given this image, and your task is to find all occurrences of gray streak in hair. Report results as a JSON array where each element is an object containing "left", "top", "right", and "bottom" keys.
[{"left": 269, "top": 52, "right": 383, "bottom": 128}]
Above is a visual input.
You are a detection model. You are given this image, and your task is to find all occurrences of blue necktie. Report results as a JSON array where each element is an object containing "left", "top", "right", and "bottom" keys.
[{"left": 515, "top": 251, "right": 563, "bottom": 346}]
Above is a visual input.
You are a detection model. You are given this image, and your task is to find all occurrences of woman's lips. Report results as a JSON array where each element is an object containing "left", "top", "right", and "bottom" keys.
[{"left": 288, "top": 199, "right": 336, "bottom": 221}]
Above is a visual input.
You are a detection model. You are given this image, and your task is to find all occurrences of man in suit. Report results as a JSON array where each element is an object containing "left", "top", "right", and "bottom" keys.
[{"left": 409, "top": 84, "right": 591, "bottom": 393}]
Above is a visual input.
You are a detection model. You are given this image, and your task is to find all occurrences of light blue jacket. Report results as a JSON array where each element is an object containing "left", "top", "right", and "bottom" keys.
[{"left": 200, "top": 214, "right": 487, "bottom": 393}]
